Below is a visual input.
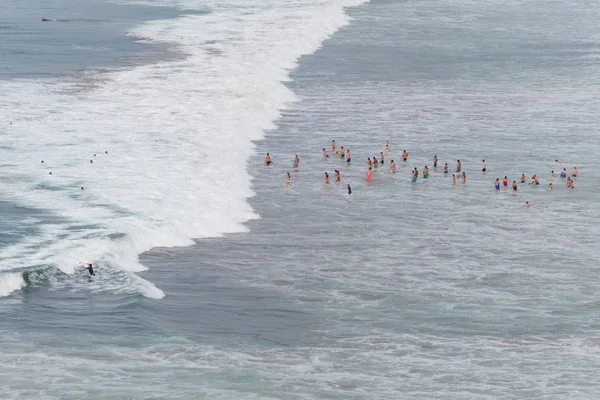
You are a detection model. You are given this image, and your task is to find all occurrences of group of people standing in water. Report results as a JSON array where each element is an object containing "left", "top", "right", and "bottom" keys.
[{"left": 265, "top": 141, "right": 578, "bottom": 202}]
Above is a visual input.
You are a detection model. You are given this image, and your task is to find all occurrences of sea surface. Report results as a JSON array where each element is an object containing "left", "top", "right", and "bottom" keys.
[{"left": 2, "top": 0, "right": 600, "bottom": 398}]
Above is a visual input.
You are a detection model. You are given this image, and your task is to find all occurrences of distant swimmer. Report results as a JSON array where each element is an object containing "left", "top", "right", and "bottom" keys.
[
  {"left": 293, "top": 154, "right": 299, "bottom": 168},
  {"left": 551, "top": 170, "right": 556, "bottom": 179},
  {"left": 41, "top": 160, "right": 44, "bottom": 163},
  {"left": 443, "top": 163, "right": 448, "bottom": 174},
  {"left": 322, "top": 149, "right": 329, "bottom": 158},
  {"left": 524, "top": 201, "right": 531, "bottom": 208},
  {"left": 386, "top": 141, "right": 390, "bottom": 153},
  {"left": 566, "top": 177, "right": 574, "bottom": 188},
  {"left": 401, "top": 150, "right": 408, "bottom": 161},
  {"left": 411, "top": 169, "right": 417, "bottom": 183},
  {"left": 389, "top": 160, "right": 396, "bottom": 173},
  {"left": 433, "top": 155, "right": 438, "bottom": 168},
  {"left": 41, "top": 18, "right": 53, "bottom": 22},
  {"left": 560, "top": 168, "right": 567, "bottom": 178},
  {"left": 482, "top": 160, "right": 486, "bottom": 172},
  {"left": 81, "top": 263, "right": 95, "bottom": 276},
  {"left": 494, "top": 178, "right": 500, "bottom": 190},
  {"left": 520, "top": 174, "right": 526, "bottom": 183},
  {"left": 285, "top": 172, "right": 291, "bottom": 185},
  {"left": 413, "top": 167, "right": 419, "bottom": 178},
  {"left": 264, "top": 153, "right": 272, "bottom": 166},
  {"left": 324, "top": 172, "right": 329, "bottom": 184},
  {"left": 529, "top": 176, "right": 536, "bottom": 185},
  {"left": 451, "top": 174, "right": 456, "bottom": 185},
  {"left": 512, "top": 180, "right": 518, "bottom": 191},
  {"left": 81, "top": 186, "right": 84, "bottom": 190},
  {"left": 535, "top": 175, "right": 539, "bottom": 185},
  {"left": 334, "top": 170, "right": 340, "bottom": 183},
  {"left": 366, "top": 167, "right": 372, "bottom": 182},
  {"left": 380, "top": 152, "right": 385, "bottom": 165},
  {"left": 331, "top": 140, "right": 336, "bottom": 153},
  {"left": 548, "top": 183, "right": 553, "bottom": 190},
  {"left": 502, "top": 176, "right": 508, "bottom": 187},
  {"left": 372, "top": 157, "right": 378, "bottom": 168},
  {"left": 335, "top": 151, "right": 340, "bottom": 157},
  {"left": 423, "top": 166, "right": 429, "bottom": 179},
  {"left": 367, "top": 158, "right": 372, "bottom": 169},
  {"left": 347, "top": 183, "right": 352, "bottom": 195},
  {"left": 49, "top": 172, "right": 52, "bottom": 175},
  {"left": 461, "top": 172, "right": 466, "bottom": 184},
  {"left": 340, "top": 147, "right": 345, "bottom": 159},
  {"left": 105, "top": 151, "right": 108, "bottom": 154},
  {"left": 571, "top": 167, "right": 578, "bottom": 177},
  {"left": 93, "top": 154, "right": 96, "bottom": 157},
  {"left": 90, "top": 159, "right": 93, "bottom": 163},
  {"left": 456, "top": 160, "right": 461, "bottom": 172},
  {"left": 346, "top": 150, "right": 351, "bottom": 163},
  {"left": 555, "top": 159, "right": 561, "bottom": 163}
]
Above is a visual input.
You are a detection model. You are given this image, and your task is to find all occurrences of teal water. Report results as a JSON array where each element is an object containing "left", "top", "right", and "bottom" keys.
[{"left": 2, "top": 0, "right": 600, "bottom": 398}]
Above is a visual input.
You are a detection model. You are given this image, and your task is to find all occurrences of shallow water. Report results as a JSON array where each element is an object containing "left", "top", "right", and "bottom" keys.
[{"left": 2, "top": 0, "right": 600, "bottom": 398}]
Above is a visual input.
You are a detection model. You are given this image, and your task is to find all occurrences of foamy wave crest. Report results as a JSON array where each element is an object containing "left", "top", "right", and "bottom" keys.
[
  {"left": 0, "top": 0, "right": 368, "bottom": 298},
  {"left": 0, "top": 273, "right": 26, "bottom": 298}
]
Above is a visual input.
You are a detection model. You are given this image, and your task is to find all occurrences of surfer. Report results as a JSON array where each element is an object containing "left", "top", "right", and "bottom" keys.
[{"left": 81, "top": 263, "right": 95, "bottom": 276}]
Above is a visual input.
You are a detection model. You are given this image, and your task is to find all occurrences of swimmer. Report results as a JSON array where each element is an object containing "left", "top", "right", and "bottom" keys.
[
  {"left": 494, "top": 178, "right": 500, "bottom": 190},
  {"left": 346, "top": 149, "right": 351, "bottom": 163},
  {"left": 502, "top": 176, "right": 508, "bottom": 187},
  {"left": 90, "top": 160, "right": 93, "bottom": 163},
  {"left": 340, "top": 147, "right": 345, "bottom": 159},
  {"left": 81, "top": 186, "right": 84, "bottom": 190},
  {"left": 334, "top": 170, "right": 340, "bottom": 183},
  {"left": 411, "top": 169, "right": 417, "bottom": 183},
  {"left": 451, "top": 174, "right": 456, "bottom": 185},
  {"left": 423, "top": 166, "right": 429, "bottom": 179},
  {"left": 367, "top": 158, "right": 372, "bottom": 169},
  {"left": 548, "top": 183, "right": 553, "bottom": 190},
  {"left": 433, "top": 155, "right": 438, "bottom": 168},
  {"left": 335, "top": 151, "right": 340, "bottom": 157},
  {"left": 380, "top": 152, "right": 385, "bottom": 165},
  {"left": 322, "top": 149, "right": 329, "bottom": 158},
  {"left": 529, "top": 176, "right": 536, "bottom": 185},
  {"left": 385, "top": 141, "right": 390, "bottom": 153},
  {"left": 324, "top": 172, "right": 330, "bottom": 184},
  {"left": 93, "top": 154, "right": 96, "bottom": 157},
  {"left": 372, "top": 157, "right": 379, "bottom": 168},
  {"left": 571, "top": 167, "right": 578, "bottom": 177},
  {"left": 456, "top": 160, "right": 461, "bottom": 172},
  {"left": 366, "top": 168, "right": 372, "bottom": 181},
  {"left": 105, "top": 151, "right": 108, "bottom": 154},
  {"left": 535, "top": 175, "right": 539, "bottom": 185},
  {"left": 41, "top": 160, "right": 44, "bottom": 163},
  {"left": 566, "top": 177, "right": 574, "bottom": 188},
  {"left": 413, "top": 167, "right": 419, "bottom": 178},
  {"left": 461, "top": 172, "right": 466, "bottom": 184},
  {"left": 41, "top": 18, "right": 53, "bottom": 22},
  {"left": 285, "top": 172, "right": 291, "bottom": 185},
  {"left": 443, "top": 163, "right": 448, "bottom": 174},
  {"left": 401, "top": 150, "right": 408, "bottom": 161},
  {"left": 555, "top": 159, "right": 561, "bottom": 163},
  {"left": 560, "top": 168, "right": 567, "bottom": 178},
  {"left": 481, "top": 160, "right": 486, "bottom": 172},
  {"left": 331, "top": 140, "right": 336, "bottom": 152},
  {"left": 551, "top": 170, "right": 556, "bottom": 179},
  {"left": 293, "top": 154, "right": 299, "bottom": 168},
  {"left": 264, "top": 153, "right": 272, "bottom": 166},
  {"left": 520, "top": 174, "right": 526, "bottom": 183},
  {"left": 49, "top": 172, "right": 52, "bottom": 175},
  {"left": 81, "top": 263, "right": 95, "bottom": 276},
  {"left": 512, "top": 180, "right": 518, "bottom": 191},
  {"left": 524, "top": 201, "right": 531, "bottom": 208},
  {"left": 389, "top": 160, "right": 396, "bottom": 173},
  {"left": 347, "top": 184, "right": 352, "bottom": 195}
]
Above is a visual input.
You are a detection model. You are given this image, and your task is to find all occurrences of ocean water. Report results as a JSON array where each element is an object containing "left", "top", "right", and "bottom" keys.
[{"left": 2, "top": 0, "right": 600, "bottom": 398}]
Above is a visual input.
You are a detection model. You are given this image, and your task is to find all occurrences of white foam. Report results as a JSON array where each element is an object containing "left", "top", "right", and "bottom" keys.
[
  {"left": 0, "top": 0, "right": 368, "bottom": 298},
  {"left": 0, "top": 273, "right": 26, "bottom": 298}
]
